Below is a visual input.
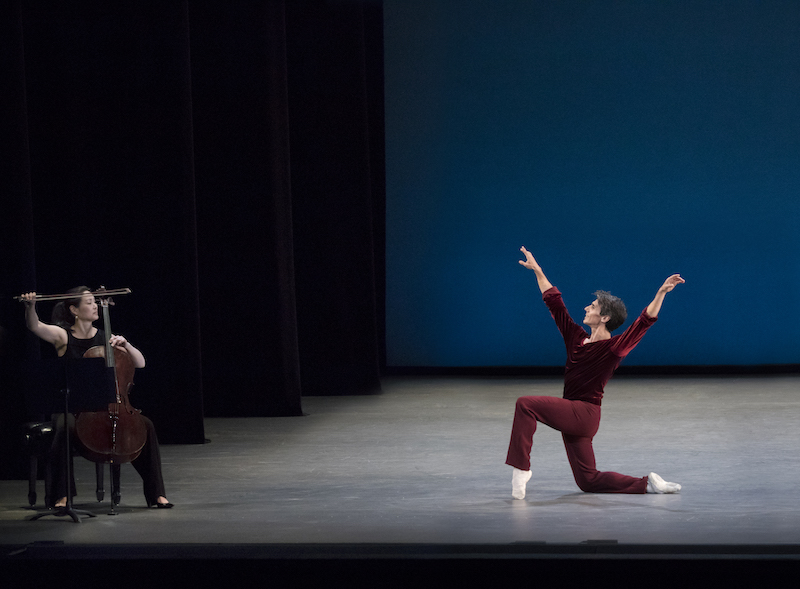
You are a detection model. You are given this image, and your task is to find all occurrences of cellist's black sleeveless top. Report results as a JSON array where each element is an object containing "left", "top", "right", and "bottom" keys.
[{"left": 64, "top": 329, "right": 106, "bottom": 359}]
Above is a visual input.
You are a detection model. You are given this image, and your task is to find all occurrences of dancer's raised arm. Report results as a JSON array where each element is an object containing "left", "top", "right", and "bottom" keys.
[
  {"left": 645, "top": 274, "right": 685, "bottom": 318},
  {"left": 518, "top": 246, "right": 553, "bottom": 294}
]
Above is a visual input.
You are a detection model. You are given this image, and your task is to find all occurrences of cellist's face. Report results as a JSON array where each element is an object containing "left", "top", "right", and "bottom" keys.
[{"left": 70, "top": 292, "right": 99, "bottom": 322}]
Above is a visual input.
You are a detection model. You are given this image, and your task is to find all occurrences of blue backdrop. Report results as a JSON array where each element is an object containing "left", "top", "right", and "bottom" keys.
[{"left": 384, "top": 0, "right": 800, "bottom": 367}]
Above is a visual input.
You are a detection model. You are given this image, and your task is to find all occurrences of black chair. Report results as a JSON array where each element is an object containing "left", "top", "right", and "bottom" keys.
[{"left": 22, "top": 421, "right": 121, "bottom": 508}]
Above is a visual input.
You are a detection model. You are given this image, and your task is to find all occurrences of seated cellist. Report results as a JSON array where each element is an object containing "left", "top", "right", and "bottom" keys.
[{"left": 22, "top": 287, "right": 173, "bottom": 509}]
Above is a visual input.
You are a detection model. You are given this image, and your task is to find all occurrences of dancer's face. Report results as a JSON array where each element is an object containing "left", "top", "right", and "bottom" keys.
[{"left": 583, "top": 299, "right": 608, "bottom": 329}]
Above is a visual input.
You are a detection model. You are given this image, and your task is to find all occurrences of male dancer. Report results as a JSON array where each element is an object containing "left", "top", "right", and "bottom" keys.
[{"left": 506, "top": 246, "right": 684, "bottom": 499}]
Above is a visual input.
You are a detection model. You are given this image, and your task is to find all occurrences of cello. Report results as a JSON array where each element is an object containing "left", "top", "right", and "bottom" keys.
[{"left": 74, "top": 287, "right": 147, "bottom": 464}]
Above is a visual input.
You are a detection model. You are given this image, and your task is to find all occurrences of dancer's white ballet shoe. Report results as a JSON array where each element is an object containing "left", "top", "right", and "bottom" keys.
[
  {"left": 646, "top": 471, "right": 681, "bottom": 494},
  {"left": 511, "top": 468, "right": 533, "bottom": 499}
]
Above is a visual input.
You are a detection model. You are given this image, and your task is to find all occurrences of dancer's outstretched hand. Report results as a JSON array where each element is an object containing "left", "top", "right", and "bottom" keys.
[
  {"left": 659, "top": 274, "right": 685, "bottom": 294},
  {"left": 646, "top": 274, "right": 684, "bottom": 318},
  {"left": 518, "top": 246, "right": 542, "bottom": 272},
  {"left": 519, "top": 246, "right": 553, "bottom": 293}
]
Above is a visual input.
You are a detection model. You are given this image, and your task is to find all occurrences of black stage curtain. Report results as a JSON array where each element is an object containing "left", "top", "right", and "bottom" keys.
[{"left": 0, "top": 0, "right": 384, "bottom": 478}]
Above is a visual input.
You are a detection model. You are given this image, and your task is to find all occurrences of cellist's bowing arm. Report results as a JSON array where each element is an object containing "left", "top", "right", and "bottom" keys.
[
  {"left": 21, "top": 292, "right": 69, "bottom": 353},
  {"left": 109, "top": 334, "right": 146, "bottom": 368}
]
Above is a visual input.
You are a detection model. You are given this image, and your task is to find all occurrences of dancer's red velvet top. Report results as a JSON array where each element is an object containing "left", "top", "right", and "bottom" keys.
[{"left": 543, "top": 287, "right": 658, "bottom": 406}]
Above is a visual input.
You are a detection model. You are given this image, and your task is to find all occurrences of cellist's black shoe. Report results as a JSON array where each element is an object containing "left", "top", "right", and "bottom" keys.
[{"left": 154, "top": 501, "right": 174, "bottom": 508}]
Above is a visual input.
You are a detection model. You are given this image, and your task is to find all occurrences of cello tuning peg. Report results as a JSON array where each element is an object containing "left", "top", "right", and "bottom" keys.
[{"left": 95, "top": 286, "right": 115, "bottom": 306}]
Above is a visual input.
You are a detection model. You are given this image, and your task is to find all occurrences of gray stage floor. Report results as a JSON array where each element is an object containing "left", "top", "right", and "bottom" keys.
[{"left": 2, "top": 374, "right": 800, "bottom": 574}]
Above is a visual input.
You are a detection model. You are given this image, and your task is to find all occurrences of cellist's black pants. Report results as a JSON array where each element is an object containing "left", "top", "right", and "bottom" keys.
[{"left": 48, "top": 413, "right": 167, "bottom": 506}]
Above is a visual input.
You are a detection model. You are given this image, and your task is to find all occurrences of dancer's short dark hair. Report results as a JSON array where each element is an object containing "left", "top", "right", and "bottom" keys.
[{"left": 594, "top": 290, "right": 627, "bottom": 332}]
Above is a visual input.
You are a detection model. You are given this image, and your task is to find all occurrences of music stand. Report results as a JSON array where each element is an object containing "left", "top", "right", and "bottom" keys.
[{"left": 29, "top": 357, "right": 115, "bottom": 523}]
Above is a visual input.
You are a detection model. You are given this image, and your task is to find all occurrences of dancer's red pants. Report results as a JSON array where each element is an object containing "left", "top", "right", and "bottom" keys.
[{"left": 505, "top": 396, "right": 647, "bottom": 494}]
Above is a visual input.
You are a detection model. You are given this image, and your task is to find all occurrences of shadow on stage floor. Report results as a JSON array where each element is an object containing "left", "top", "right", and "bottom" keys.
[{"left": 2, "top": 375, "right": 799, "bottom": 585}]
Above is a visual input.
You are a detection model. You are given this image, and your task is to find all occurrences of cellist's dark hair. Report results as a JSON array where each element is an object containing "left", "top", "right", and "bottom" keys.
[{"left": 51, "top": 286, "right": 92, "bottom": 329}]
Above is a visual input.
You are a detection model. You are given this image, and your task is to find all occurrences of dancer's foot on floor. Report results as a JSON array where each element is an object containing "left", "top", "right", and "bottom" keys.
[
  {"left": 646, "top": 472, "right": 681, "bottom": 494},
  {"left": 511, "top": 468, "right": 532, "bottom": 499}
]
